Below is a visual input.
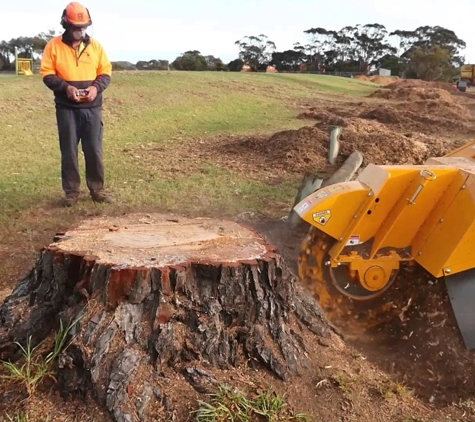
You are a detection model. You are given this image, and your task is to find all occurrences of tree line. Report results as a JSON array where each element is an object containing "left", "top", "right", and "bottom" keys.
[
  {"left": 0, "top": 23, "right": 466, "bottom": 81},
  {"left": 0, "top": 30, "right": 56, "bottom": 70},
  {"left": 232, "top": 24, "right": 466, "bottom": 80}
]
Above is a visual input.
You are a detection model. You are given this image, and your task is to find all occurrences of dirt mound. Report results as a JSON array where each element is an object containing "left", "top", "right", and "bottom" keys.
[
  {"left": 338, "top": 119, "right": 450, "bottom": 165},
  {"left": 301, "top": 100, "right": 473, "bottom": 134},
  {"left": 359, "top": 105, "right": 404, "bottom": 124},
  {"left": 363, "top": 84, "right": 473, "bottom": 133},
  {"left": 298, "top": 108, "right": 347, "bottom": 127},
  {"left": 212, "top": 120, "right": 451, "bottom": 174},
  {"left": 371, "top": 86, "right": 456, "bottom": 103},
  {"left": 386, "top": 79, "right": 458, "bottom": 93},
  {"left": 194, "top": 75, "right": 474, "bottom": 181},
  {"left": 359, "top": 103, "right": 472, "bottom": 133},
  {"left": 409, "top": 99, "right": 472, "bottom": 121},
  {"left": 354, "top": 75, "right": 370, "bottom": 81},
  {"left": 354, "top": 75, "right": 399, "bottom": 86},
  {"left": 369, "top": 76, "right": 399, "bottom": 85},
  {"left": 216, "top": 127, "right": 331, "bottom": 174},
  {"left": 301, "top": 84, "right": 473, "bottom": 134}
]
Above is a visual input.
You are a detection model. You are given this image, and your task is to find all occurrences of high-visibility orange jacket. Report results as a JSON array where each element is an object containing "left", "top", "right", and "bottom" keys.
[{"left": 40, "top": 33, "right": 112, "bottom": 109}]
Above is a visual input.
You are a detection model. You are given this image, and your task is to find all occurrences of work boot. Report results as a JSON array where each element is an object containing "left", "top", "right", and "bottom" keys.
[
  {"left": 91, "top": 190, "right": 115, "bottom": 204},
  {"left": 62, "top": 193, "right": 78, "bottom": 207}
]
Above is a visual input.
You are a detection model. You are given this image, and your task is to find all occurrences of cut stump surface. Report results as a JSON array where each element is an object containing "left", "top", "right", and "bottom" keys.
[
  {"left": 52, "top": 214, "right": 273, "bottom": 268},
  {"left": 0, "top": 213, "right": 337, "bottom": 422}
]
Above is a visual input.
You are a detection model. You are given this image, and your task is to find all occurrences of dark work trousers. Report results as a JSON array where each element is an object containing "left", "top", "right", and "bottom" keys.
[{"left": 56, "top": 107, "right": 105, "bottom": 196}]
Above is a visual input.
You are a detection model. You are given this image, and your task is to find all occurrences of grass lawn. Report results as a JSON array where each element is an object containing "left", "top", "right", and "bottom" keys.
[
  {"left": 0, "top": 71, "right": 377, "bottom": 219},
  {"left": 0, "top": 70, "right": 378, "bottom": 289}
]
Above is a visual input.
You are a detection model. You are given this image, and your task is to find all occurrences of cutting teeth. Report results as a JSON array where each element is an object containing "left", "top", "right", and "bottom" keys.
[{"left": 298, "top": 227, "right": 405, "bottom": 332}]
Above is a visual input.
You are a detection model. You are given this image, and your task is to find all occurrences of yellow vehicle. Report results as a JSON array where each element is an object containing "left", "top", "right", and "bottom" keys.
[
  {"left": 460, "top": 64, "right": 475, "bottom": 86},
  {"left": 294, "top": 140, "right": 475, "bottom": 350}
]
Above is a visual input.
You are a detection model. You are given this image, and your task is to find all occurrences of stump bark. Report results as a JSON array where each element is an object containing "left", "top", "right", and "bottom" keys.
[{"left": 0, "top": 213, "right": 336, "bottom": 422}]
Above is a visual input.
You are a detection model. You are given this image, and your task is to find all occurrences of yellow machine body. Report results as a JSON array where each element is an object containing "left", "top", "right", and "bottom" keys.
[
  {"left": 295, "top": 142, "right": 475, "bottom": 284},
  {"left": 460, "top": 64, "right": 475, "bottom": 82},
  {"left": 294, "top": 140, "right": 475, "bottom": 350}
]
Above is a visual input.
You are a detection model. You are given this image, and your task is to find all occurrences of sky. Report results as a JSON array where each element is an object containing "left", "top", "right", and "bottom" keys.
[{"left": 2, "top": 0, "right": 475, "bottom": 65}]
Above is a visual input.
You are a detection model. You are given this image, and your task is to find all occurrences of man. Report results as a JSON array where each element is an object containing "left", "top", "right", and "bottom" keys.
[{"left": 40, "top": 2, "right": 113, "bottom": 206}]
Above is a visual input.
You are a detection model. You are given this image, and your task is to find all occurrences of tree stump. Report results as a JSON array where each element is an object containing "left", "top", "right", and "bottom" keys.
[{"left": 0, "top": 213, "right": 336, "bottom": 422}]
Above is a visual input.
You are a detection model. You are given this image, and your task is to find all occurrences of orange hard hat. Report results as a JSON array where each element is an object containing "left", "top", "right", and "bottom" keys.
[{"left": 61, "top": 2, "right": 92, "bottom": 28}]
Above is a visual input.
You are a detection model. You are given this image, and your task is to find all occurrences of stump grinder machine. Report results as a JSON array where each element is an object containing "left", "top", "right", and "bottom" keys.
[{"left": 293, "top": 140, "right": 475, "bottom": 350}]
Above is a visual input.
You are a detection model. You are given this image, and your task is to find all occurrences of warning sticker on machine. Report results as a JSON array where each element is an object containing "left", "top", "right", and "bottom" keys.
[
  {"left": 312, "top": 210, "right": 331, "bottom": 225},
  {"left": 295, "top": 201, "right": 311, "bottom": 215},
  {"left": 315, "top": 190, "right": 328, "bottom": 200},
  {"left": 295, "top": 201, "right": 311, "bottom": 214},
  {"left": 346, "top": 235, "right": 361, "bottom": 246}
]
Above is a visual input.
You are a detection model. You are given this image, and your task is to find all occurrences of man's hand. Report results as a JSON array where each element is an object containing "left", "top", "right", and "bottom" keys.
[
  {"left": 85, "top": 86, "right": 98, "bottom": 102},
  {"left": 66, "top": 85, "right": 79, "bottom": 101}
]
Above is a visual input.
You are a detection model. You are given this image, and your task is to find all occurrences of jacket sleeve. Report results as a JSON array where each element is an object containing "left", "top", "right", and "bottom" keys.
[
  {"left": 40, "top": 40, "right": 69, "bottom": 92},
  {"left": 92, "top": 41, "right": 112, "bottom": 93}
]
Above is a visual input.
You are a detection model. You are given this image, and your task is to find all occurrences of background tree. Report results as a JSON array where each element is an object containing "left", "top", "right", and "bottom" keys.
[
  {"left": 301, "top": 27, "right": 334, "bottom": 71},
  {"left": 391, "top": 26, "right": 466, "bottom": 76},
  {"left": 271, "top": 49, "right": 307, "bottom": 72},
  {"left": 0, "top": 29, "right": 58, "bottom": 70},
  {"left": 410, "top": 26, "right": 465, "bottom": 65},
  {"left": 234, "top": 34, "right": 276, "bottom": 71},
  {"left": 227, "top": 58, "right": 244, "bottom": 72},
  {"left": 350, "top": 24, "right": 397, "bottom": 73},
  {"left": 0, "top": 24, "right": 466, "bottom": 80},
  {"left": 171, "top": 51, "right": 226, "bottom": 71},
  {"left": 376, "top": 53, "right": 402, "bottom": 76},
  {"left": 406, "top": 46, "right": 453, "bottom": 81},
  {"left": 171, "top": 50, "right": 208, "bottom": 71},
  {"left": 204, "top": 55, "right": 227, "bottom": 71},
  {"left": 136, "top": 60, "right": 169, "bottom": 70}
]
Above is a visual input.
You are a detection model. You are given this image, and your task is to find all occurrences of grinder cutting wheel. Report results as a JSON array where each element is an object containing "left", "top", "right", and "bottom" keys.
[
  {"left": 298, "top": 227, "right": 403, "bottom": 331},
  {"left": 294, "top": 140, "right": 475, "bottom": 350}
]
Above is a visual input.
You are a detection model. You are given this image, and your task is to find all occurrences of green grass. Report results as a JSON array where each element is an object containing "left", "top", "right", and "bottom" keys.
[
  {"left": 0, "top": 317, "right": 79, "bottom": 397},
  {"left": 193, "top": 384, "right": 312, "bottom": 421},
  {"left": 1, "top": 412, "right": 40, "bottom": 422},
  {"left": 0, "top": 70, "right": 377, "bottom": 228}
]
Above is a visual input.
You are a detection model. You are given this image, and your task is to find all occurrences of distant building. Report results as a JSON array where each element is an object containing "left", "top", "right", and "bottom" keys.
[
  {"left": 378, "top": 68, "right": 391, "bottom": 76},
  {"left": 368, "top": 67, "right": 391, "bottom": 76}
]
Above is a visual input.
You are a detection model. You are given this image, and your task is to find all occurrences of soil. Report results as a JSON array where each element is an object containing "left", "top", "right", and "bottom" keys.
[
  {"left": 3, "top": 79, "right": 475, "bottom": 421},
  {"left": 354, "top": 75, "right": 400, "bottom": 85},
  {"left": 198, "top": 122, "right": 451, "bottom": 175},
  {"left": 385, "top": 78, "right": 459, "bottom": 93},
  {"left": 351, "top": 270, "right": 475, "bottom": 406},
  {"left": 371, "top": 86, "right": 457, "bottom": 103}
]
